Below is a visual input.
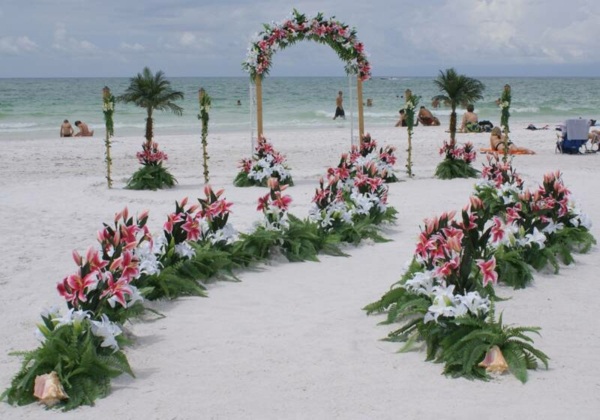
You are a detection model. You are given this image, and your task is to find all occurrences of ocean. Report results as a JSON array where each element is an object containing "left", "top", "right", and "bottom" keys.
[{"left": 1, "top": 76, "right": 599, "bottom": 141}]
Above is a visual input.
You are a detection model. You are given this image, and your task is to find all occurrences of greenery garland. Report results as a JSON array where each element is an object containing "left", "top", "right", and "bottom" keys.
[
  {"left": 198, "top": 88, "right": 212, "bottom": 184},
  {"left": 242, "top": 9, "right": 371, "bottom": 81},
  {"left": 404, "top": 89, "right": 420, "bottom": 177},
  {"left": 497, "top": 84, "right": 512, "bottom": 162},
  {"left": 102, "top": 86, "right": 115, "bottom": 188}
]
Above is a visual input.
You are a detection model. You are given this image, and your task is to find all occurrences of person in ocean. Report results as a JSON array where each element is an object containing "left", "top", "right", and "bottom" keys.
[
  {"left": 333, "top": 91, "right": 345, "bottom": 120},
  {"left": 460, "top": 104, "right": 480, "bottom": 132},
  {"left": 417, "top": 106, "right": 440, "bottom": 126},
  {"left": 74, "top": 120, "right": 94, "bottom": 137},
  {"left": 60, "top": 119, "right": 74, "bottom": 137}
]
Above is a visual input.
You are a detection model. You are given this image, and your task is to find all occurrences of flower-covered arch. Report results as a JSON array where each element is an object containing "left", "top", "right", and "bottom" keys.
[{"left": 243, "top": 10, "right": 372, "bottom": 142}]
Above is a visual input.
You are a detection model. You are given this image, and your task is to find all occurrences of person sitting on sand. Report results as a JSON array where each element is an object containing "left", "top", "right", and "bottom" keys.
[
  {"left": 588, "top": 129, "right": 600, "bottom": 151},
  {"left": 395, "top": 109, "right": 407, "bottom": 127},
  {"left": 460, "top": 104, "right": 480, "bottom": 132},
  {"left": 526, "top": 124, "right": 549, "bottom": 130},
  {"left": 60, "top": 119, "right": 74, "bottom": 137},
  {"left": 490, "top": 126, "right": 534, "bottom": 154},
  {"left": 74, "top": 120, "right": 94, "bottom": 137},
  {"left": 417, "top": 106, "right": 440, "bottom": 126}
]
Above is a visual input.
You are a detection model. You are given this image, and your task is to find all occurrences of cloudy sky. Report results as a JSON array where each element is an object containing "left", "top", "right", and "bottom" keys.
[{"left": 1, "top": 0, "right": 599, "bottom": 78}]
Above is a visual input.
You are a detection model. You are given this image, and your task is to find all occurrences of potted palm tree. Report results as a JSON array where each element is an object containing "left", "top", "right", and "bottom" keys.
[
  {"left": 432, "top": 68, "right": 484, "bottom": 179},
  {"left": 118, "top": 67, "right": 184, "bottom": 190}
]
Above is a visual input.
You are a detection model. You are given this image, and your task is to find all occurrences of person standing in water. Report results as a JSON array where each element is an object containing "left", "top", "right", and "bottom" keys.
[{"left": 333, "top": 91, "right": 345, "bottom": 120}]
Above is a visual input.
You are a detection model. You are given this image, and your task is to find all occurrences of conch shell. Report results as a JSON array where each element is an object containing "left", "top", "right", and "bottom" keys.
[
  {"left": 33, "top": 371, "right": 69, "bottom": 407},
  {"left": 478, "top": 345, "right": 509, "bottom": 374}
]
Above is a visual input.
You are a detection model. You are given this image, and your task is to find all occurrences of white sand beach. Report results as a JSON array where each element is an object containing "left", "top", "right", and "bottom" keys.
[{"left": 1, "top": 124, "right": 599, "bottom": 419}]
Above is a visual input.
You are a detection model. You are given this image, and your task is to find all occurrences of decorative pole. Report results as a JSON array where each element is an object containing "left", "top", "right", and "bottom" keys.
[
  {"left": 357, "top": 76, "right": 365, "bottom": 144},
  {"left": 255, "top": 75, "right": 264, "bottom": 140},
  {"left": 404, "top": 89, "right": 419, "bottom": 178},
  {"left": 497, "top": 84, "right": 511, "bottom": 162},
  {"left": 198, "top": 88, "right": 212, "bottom": 184},
  {"left": 102, "top": 86, "right": 115, "bottom": 188}
]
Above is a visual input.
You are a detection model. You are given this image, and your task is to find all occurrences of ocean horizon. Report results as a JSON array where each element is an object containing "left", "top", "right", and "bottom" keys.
[{"left": 1, "top": 76, "right": 599, "bottom": 141}]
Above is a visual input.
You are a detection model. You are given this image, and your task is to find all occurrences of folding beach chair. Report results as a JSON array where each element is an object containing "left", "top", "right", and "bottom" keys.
[{"left": 556, "top": 119, "right": 589, "bottom": 154}]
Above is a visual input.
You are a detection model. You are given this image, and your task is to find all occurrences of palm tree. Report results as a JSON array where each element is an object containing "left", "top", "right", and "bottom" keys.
[
  {"left": 117, "top": 67, "right": 184, "bottom": 144},
  {"left": 432, "top": 68, "right": 485, "bottom": 144}
]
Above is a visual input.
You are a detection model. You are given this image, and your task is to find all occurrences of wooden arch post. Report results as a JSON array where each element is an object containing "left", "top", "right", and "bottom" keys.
[
  {"left": 255, "top": 75, "right": 264, "bottom": 139},
  {"left": 255, "top": 74, "right": 365, "bottom": 145},
  {"left": 357, "top": 76, "right": 365, "bottom": 144}
]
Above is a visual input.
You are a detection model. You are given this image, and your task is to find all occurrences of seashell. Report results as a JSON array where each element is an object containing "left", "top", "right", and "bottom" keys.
[
  {"left": 33, "top": 371, "right": 69, "bottom": 407},
  {"left": 478, "top": 345, "right": 509, "bottom": 374}
]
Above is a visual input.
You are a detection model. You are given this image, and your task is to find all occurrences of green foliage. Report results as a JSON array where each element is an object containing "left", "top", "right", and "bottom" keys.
[
  {"left": 440, "top": 311, "right": 549, "bottom": 383},
  {"left": 136, "top": 263, "right": 208, "bottom": 301},
  {"left": 117, "top": 67, "right": 184, "bottom": 142},
  {"left": 432, "top": 68, "right": 485, "bottom": 141},
  {"left": 233, "top": 171, "right": 256, "bottom": 187},
  {"left": 494, "top": 246, "right": 534, "bottom": 289},
  {"left": 126, "top": 163, "right": 177, "bottom": 190},
  {"left": 1, "top": 320, "right": 133, "bottom": 411},
  {"left": 280, "top": 214, "right": 346, "bottom": 262},
  {"left": 435, "top": 158, "right": 479, "bottom": 180}
]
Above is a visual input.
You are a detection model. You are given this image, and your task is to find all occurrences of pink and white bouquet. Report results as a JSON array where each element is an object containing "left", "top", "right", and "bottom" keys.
[
  {"left": 435, "top": 140, "right": 479, "bottom": 179},
  {"left": 234, "top": 138, "right": 293, "bottom": 187},
  {"left": 257, "top": 177, "right": 293, "bottom": 231},
  {"left": 136, "top": 141, "right": 168, "bottom": 166}
]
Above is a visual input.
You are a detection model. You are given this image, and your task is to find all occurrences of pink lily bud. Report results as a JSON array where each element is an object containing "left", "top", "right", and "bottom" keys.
[
  {"left": 267, "top": 177, "right": 279, "bottom": 190},
  {"left": 72, "top": 250, "right": 82, "bottom": 266},
  {"left": 138, "top": 210, "right": 149, "bottom": 222}
]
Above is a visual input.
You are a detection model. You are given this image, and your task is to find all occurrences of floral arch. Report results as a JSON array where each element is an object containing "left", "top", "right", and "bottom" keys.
[{"left": 242, "top": 10, "right": 372, "bottom": 143}]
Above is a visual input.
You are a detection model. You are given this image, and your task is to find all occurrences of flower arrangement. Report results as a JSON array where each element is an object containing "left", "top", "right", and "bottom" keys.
[
  {"left": 472, "top": 155, "right": 595, "bottom": 287},
  {"left": 2, "top": 307, "right": 133, "bottom": 410},
  {"left": 198, "top": 185, "right": 237, "bottom": 247},
  {"left": 242, "top": 9, "right": 371, "bottom": 81},
  {"left": 234, "top": 137, "right": 293, "bottom": 187},
  {"left": 127, "top": 141, "right": 177, "bottom": 190},
  {"left": 308, "top": 138, "right": 398, "bottom": 243},
  {"left": 365, "top": 206, "right": 549, "bottom": 383},
  {"left": 352, "top": 133, "right": 398, "bottom": 182},
  {"left": 366, "top": 159, "right": 595, "bottom": 382},
  {"left": 434, "top": 140, "right": 479, "bottom": 179}
]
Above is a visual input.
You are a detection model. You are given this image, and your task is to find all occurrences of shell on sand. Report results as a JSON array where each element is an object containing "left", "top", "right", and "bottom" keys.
[
  {"left": 478, "top": 345, "right": 509, "bottom": 374},
  {"left": 33, "top": 371, "right": 69, "bottom": 407}
]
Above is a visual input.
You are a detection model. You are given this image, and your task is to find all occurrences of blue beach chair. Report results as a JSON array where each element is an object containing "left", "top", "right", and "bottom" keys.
[{"left": 556, "top": 119, "right": 589, "bottom": 154}]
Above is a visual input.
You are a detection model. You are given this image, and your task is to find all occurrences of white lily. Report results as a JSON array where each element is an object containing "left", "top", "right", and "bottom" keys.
[{"left": 90, "top": 314, "right": 122, "bottom": 351}]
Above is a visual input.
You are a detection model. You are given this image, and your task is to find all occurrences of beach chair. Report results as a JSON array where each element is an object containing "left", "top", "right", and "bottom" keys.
[{"left": 556, "top": 119, "right": 589, "bottom": 154}]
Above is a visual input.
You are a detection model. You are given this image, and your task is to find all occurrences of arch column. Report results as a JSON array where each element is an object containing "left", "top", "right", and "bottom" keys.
[
  {"left": 254, "top": 74, "right": 365, "bottom": 145},
  {"left": 357, "top": 77, "right": 365, "bottom": 143}
]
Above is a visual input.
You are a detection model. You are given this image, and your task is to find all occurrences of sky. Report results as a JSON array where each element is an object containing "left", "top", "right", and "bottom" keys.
[{"left": 1, "top": 0, "right": 599, "bottom": 78}]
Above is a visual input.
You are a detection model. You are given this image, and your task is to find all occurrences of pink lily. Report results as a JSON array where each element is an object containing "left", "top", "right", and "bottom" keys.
[{"left": 477, "top": 258, "right": 498, "bottom": 286}]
